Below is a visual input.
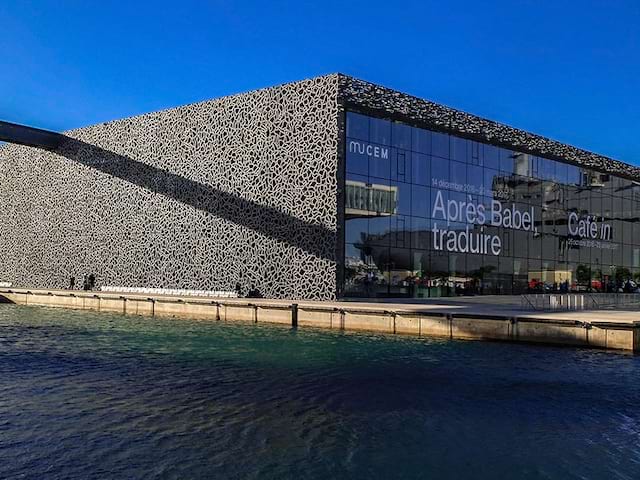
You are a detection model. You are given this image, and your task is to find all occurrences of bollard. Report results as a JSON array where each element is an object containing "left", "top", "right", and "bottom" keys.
[{"left": 291, "top": 303, "right": 298, "bottom": 328}]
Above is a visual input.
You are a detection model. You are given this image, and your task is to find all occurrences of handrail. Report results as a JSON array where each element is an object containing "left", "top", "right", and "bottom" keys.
[
  {"left": 521, "top": 295, "right": 538, "bottom": 311},
  {"left": 521, "top": 292, "right": 640, "bottom": 311}
]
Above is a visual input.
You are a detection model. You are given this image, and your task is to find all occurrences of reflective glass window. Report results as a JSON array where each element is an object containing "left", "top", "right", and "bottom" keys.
[
  {"left": 345, "top": 217, "right": 368, "bottom": 244},
  {"left": 346, "top": 112, "right": 369, "bottom": 140},
  {"left": 540, "top": 158, "right": 555, "bottom": 181},
  {"left": 514, "top": 153, "right": 529, "bottom": 177},
  {"left": 389, "top": 215, "right": 409, "bottom": 248},
  {"left": 411, "top": 217, "right": 431, "bottom": 250},
  {"left": 392, "top": 122, "right": 412, "bottom": 149},
  {"left": 556, "top": 162, "right": 569, "bottom": 185},
  {"left": 392, "top": 149, "right": 410, "bottom": 183},
  {"left": 411, "top": 153, "right": 430, "bottom": 186},
  {"left": 567, "top": 165, "right": 581, "bottom": 185},
  {"left": 483, "top": 144, "right": 500, "bottom": 170},
  {"left": 431, "top": 157, "right": 449, "bottom": 184},
  {"left": 411, "top": 184, "right": 430, "bottom": 217},
  {"left": 450, "top": 161, "right": 467, "bottom": 185},
  {"left": 369, "top": 148, "right": 391, "bottom": 180},
  {"left": 483, "top": 168, "right": 499, "bottom": 195},
  {"left": 450, "top": 136, "right": 469, "bottom": 163},
  {"left": 368, "top": 216, "right": 390, "bottom": 246},
  {"left": 370, "top": 117, "right": 391, "bottom": 145},
  {"left": 499, "top": 148, "right": 514, "bottom": 173},
  {"left": 412, "top": 128, "right": 431, "bottom": 154},
  {"left": 432, "top": 132, "right": 450, "bottom": 159},
  {"left": 346, "top": 145, "right": 368, "bottom": 176},
  {"left": 343, "top": 110, "right": 637, "bottom": 298}
]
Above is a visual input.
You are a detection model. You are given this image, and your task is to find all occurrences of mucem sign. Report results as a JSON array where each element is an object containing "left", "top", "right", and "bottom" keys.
[
  {"left": 0, "top": 74, "right": 638, "bottom": 300},
  {"left": 349, "top": 140, "right": 390, "bottom": 160}
]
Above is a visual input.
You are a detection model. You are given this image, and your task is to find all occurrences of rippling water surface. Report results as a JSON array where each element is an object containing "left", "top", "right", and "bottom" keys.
[{"left": 1, "top": 304, "right": 640, "bottom": 479}]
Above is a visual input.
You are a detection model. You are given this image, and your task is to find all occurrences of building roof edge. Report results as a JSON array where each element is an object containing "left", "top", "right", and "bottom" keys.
[{"left": 337, "top": 75, "right": 640, "bottom": 181}]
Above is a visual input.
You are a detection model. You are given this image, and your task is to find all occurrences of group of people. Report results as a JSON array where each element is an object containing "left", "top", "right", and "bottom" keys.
[
  {"left": 235, "top": 282, "right": 262, "bottom": 298},
  {"left": 68, "top": 274, "right": 96, "bottom": 291}
]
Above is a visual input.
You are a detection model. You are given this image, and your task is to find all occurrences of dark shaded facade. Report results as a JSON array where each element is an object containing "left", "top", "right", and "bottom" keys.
[
  {"left": 343, "top": 111, "right": 640, "bottom": 298},
  {"left": 0, "top": 74, "right": 638, "bottom": 299}
]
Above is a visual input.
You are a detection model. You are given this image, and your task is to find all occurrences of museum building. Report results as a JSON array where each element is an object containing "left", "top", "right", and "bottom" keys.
[{"left": 0, "top": 74, "right": 639, "bottom": 300}]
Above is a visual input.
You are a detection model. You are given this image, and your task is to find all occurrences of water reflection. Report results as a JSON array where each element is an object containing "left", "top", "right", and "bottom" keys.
[{"left": 2, "top": 305, "right": 640, "bottom": 479}]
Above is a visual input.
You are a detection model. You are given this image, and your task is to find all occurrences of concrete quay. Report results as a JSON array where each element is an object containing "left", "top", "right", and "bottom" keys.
[{"left": 0, "top": 288, "right": 639, "bottom": 352}]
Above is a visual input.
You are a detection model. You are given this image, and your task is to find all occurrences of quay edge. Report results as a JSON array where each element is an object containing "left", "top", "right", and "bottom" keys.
[{"left": 0, "top": 288, "right": 638, "bottom": 352}]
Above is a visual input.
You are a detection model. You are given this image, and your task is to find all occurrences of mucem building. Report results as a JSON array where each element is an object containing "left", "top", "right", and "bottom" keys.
[{"left": 0, "top": 74, "right": 639, "bottom": 300}]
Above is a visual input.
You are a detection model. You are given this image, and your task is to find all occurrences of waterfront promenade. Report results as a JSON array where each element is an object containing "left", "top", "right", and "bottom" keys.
[{"left": 1, "top": 287, "right": 638, "bottom": 352}]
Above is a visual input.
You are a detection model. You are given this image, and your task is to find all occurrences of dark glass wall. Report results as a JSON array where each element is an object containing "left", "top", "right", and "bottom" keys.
[{"left": 343, "top": 111, "right": 640, "bottom": 298}]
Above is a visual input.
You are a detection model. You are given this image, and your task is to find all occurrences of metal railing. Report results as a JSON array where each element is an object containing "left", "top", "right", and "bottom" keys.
[{"left": 521, "top": 293, "right": 640, "bottom": 311}]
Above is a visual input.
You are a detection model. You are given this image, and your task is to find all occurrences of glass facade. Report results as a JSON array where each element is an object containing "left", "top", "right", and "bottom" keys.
[{"left": 343, "top": 111, "right": 640, "bottom": 298}]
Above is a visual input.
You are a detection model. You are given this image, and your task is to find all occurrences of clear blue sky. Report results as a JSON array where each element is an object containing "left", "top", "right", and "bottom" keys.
[{"left": 1, "top": 0, "right": 638, "bottom": 163}]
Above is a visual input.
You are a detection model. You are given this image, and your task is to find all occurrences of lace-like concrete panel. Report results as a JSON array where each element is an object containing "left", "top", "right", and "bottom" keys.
[{"left": 0, "top": 75, "right": 339, "bottom": 300}]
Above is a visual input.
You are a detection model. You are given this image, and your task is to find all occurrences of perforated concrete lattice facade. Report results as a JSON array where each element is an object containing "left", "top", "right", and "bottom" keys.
[
  {"left": 0, "top": 74, "right": 638, "bottom": 300},
  {"left": 0, "top": 75, "right": 341, "bottom": 300}
]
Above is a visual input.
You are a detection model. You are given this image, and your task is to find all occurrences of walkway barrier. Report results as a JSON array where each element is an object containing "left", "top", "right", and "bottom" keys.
[
  {"left": 521, "top": 293, "right": 640, "bottom": 311},
  {"left": 99, "top": 286, "right": 238, "bottom": 298}
]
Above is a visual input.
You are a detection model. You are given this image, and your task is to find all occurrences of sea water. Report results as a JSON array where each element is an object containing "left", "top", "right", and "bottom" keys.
[{"left": 1, "top": 304, "right": 639, "bottom": 479}]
